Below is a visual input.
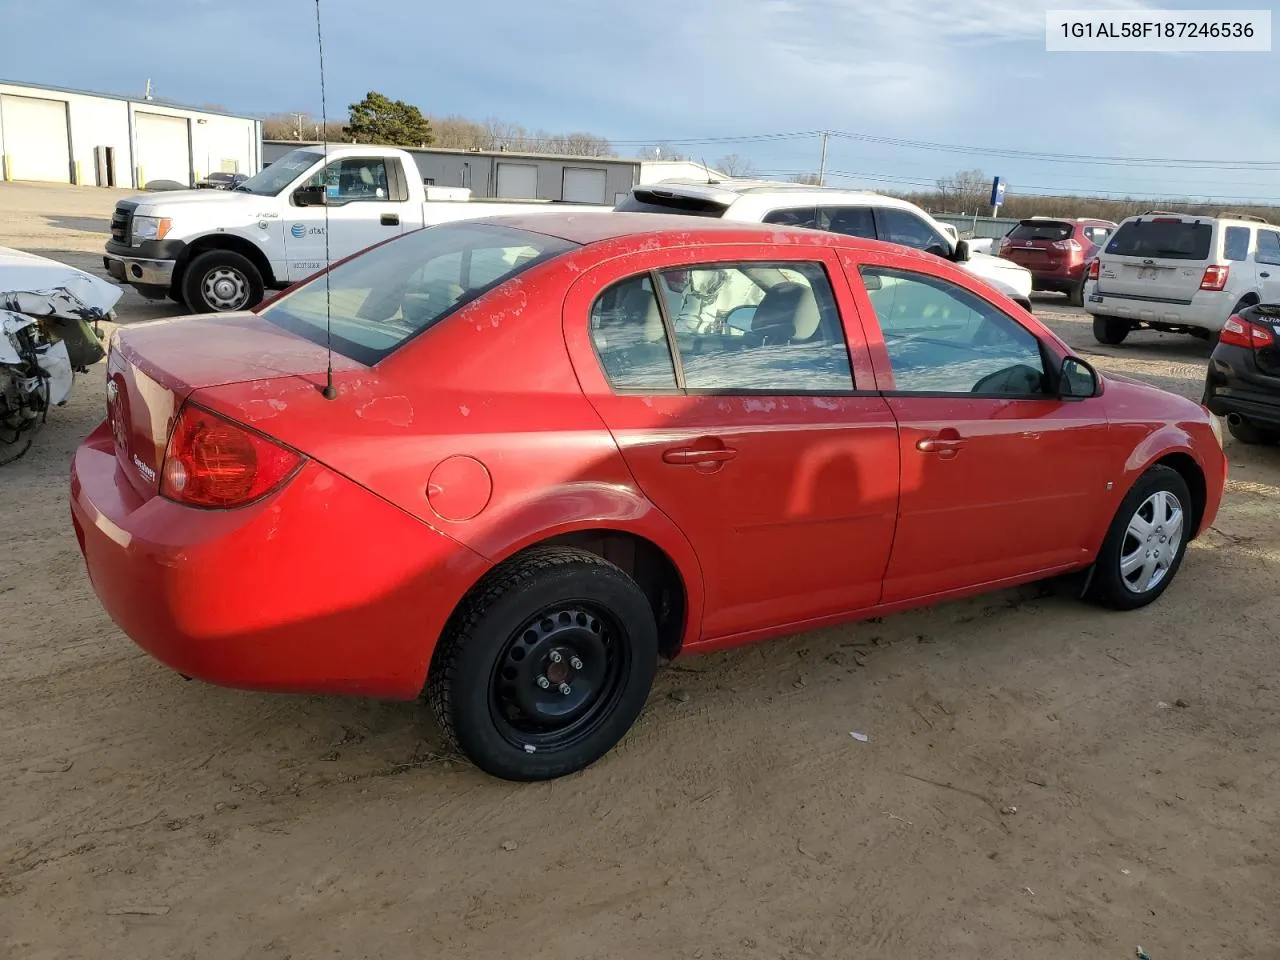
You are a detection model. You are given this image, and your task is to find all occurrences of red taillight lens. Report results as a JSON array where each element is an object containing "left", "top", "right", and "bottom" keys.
[
  {"left": 160, "top": 403, "right": 302, "bottom": 508},
  {"left": 1219, "top": 314, "right": 1276, "bottom": 349},
  {"left": 1087, "top": 259, "right": 1100, "bottom": 280},
  {"left": 998, "top": 236, "right": 1011, "bottom": 248},
  {"left": 1200, "top": 264, "right": 1229, "bottom": 291},
  {"left": 1051, "top": 238, "right": 1083, "bottom": 252}
]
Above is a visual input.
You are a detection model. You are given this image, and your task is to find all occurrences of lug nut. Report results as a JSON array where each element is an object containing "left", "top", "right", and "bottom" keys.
[
  {"left": 558, "top": 683, "right": 572, "bottom": 695},
  {"left": 549, "top": 651, "right": 563, "bottom": 664},
  {"left": 569, "top": 656, "right": 583, "bottom": 670},
  {"left": 537, "top": 676, "right": 550, "bottom": 689}
]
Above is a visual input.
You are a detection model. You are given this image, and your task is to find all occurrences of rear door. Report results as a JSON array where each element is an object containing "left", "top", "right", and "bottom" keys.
[
  {"left": 1095, "top": 215, "right": 1213, "bottom": 303},
  {"left": 840, "top": 250, "right": 1114, "bottom": 601},
  {"left": 563, "top": 243, "right": 900, "bottom": 641},
  {"left": 1256, "top": 229, "right": 1280, "bottom": 304}
]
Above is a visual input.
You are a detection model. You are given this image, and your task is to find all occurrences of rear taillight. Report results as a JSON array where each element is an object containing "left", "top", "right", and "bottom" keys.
[
  {"left": 998, "top": 236, "right": 1011, "bottom": 248},
  {"left": 1200, "top": 265, "right": 1229, "bottom": 291},
  {"left": 1087, "top": 259, "right": 1100, "bottom": 280},
  {"left": 1051, "top": 239, "right": 1083, "bottom": 252},
  {"left": 160, "top": 403, "right": 302, "bottom": 508},
  {"left": 1219, "top": 314, "right": 1276, "bottom": 349}
]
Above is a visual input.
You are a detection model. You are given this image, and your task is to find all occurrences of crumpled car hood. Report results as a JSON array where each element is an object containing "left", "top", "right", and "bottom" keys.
[{"left": 0, "top": 246, "right": 123, "bottom": 319}]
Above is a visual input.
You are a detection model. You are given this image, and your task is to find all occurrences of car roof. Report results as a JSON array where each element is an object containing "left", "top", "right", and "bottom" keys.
[{"left": 468, "top": 210, "right": 925, "bottom": 259}]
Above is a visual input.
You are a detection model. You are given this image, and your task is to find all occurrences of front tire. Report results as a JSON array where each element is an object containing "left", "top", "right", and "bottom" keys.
[
  {"left": 181, "top": 250, "right": 264, "bottom": 313},
  {"left": 1092, "top": 314, "right": 1131, "bottom": 345},
  {"left": 1087, "top": 465, "right": 1192, "bottom": 611},
  {"left": 426, "top": 547, "right": 659, "bottom": 781}
]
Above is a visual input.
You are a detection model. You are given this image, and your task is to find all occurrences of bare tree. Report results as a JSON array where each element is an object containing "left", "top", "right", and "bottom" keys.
[
  {"left": 788, "top": 172, "right": 823, "bottom": 185},
  {"left": 638, "top": 142, "right": 688, "bottom": 162},
  {"left": 934, "top": 169, "right": 990, "bottom": 213},
  {"left": 716, "top": 153, "right": 757, "bottom": 177}
]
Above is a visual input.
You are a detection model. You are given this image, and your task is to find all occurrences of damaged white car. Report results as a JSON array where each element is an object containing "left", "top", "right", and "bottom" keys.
[{"left": 2, "top": 248, "right": 118, "bottom": 464}]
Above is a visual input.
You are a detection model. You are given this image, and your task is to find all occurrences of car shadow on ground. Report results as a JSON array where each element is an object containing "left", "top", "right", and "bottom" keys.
[{"left": 44, "top": 215, "right": 111, "bottom": 235}]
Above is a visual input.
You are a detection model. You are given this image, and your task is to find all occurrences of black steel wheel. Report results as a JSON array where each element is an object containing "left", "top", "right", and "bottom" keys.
[
  {"left": 1092, "top": 314, "right": 1131, "bottom": 345},
  {"left": 427, "top": 547, "right": 658, "bottom": 781}
]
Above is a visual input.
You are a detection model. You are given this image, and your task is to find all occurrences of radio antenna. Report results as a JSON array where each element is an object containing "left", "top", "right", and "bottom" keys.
[{"left": 314, "top": 0, "right": 337, "bottom": 400}]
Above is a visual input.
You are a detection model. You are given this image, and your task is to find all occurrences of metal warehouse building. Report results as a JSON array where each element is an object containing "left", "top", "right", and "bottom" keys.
[
  {"left": 263, "top": 142, "right": 722, "bottom": 205},
  {"left": 0, "top": 80, "right": 262, "bottom": 189}
]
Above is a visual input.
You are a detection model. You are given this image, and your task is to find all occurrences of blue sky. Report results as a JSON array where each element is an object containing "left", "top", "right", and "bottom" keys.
[{"left": 3, "top": 0, "right": 1278, "bottom": 204}]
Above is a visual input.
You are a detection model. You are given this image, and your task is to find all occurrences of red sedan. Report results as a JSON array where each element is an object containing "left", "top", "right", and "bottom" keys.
[{"left": 71, "top": 214, "right": 1227, "bottom": 781}]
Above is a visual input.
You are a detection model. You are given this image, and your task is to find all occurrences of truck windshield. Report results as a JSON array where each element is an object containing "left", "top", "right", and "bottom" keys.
[
  {"left": 259, "top": 222, "right": 578, "bottom": 365},
  {"left": 233, "top": 149, "right": 324, "bottom": 196}
]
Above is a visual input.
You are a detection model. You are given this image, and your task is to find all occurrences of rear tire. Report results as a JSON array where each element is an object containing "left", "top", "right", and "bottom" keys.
[
  {"left": 181, "top": 250, "right": 264, "bottom": 313},
  {"left": 426, "top": 547, "right": 659, "bottom": 781},
  {"left": 1092, "top": 314, "right": 1131, "bottom": 345},
  {"left": 1068, "top": 277, "right": 1086, "bottom": 308},
  {"left": 1227, "top": 417, "right": 1280, "bottom": 445},
  {"left": 1087, "top": 465, "right": 1192, "bottom": 611}
]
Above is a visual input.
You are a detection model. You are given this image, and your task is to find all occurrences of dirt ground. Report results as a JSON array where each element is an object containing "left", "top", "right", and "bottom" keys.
[{"left": 1, "top": 181, "right": 1278, "bottom": 960}]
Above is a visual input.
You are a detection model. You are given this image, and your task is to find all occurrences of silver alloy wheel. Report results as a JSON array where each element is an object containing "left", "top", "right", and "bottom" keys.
[
  {"left": 1119, "top": 489, "right": 1184, "bottom": 594},
  {"left": 201, "top": 266, "right": 249, "bottom": 310}
]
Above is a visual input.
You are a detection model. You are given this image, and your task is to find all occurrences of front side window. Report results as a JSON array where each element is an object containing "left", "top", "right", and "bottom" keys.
[
  {"left": 1224, "top": 226, "right": 1251, "bottom": 262},
  {"left": 875, "top": 208, "right": 950, "bottom": 253},
  {"left": 588, "top": 262, "right": 856, "bottom": 393},
  {"left": 261, "top": 222, "right": 576, "bottom": 365},
  {"left": 304, "top": 157, "right": 392, "bottom": 203},
  {"left": 859, "top": 266, "right": 1047, "bottom": 396}
]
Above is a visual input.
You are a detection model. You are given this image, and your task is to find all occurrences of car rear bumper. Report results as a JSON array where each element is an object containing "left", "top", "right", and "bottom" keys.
[
  {"left": 1203, "top": 350, "right": 1280, "bottom": 428},
  {"left": 1085, "top": 288, "right": 1230, "bottom": 330},
  {"left": 70, "top": 422, "right": 489, "bottom": 699}
]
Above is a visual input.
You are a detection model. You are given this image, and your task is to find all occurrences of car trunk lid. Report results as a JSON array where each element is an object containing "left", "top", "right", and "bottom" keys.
[
  {"left": 105, "top": 312, "right": 362, "bottom": 499},
  {"left": 1095, "top": 215, "right": 1214, "bottom": 303}
]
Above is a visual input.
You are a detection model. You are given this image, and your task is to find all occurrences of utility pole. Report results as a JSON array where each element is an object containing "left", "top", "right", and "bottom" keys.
[{"left": 818, "top": 131, "right": 829, "bottom": 186}]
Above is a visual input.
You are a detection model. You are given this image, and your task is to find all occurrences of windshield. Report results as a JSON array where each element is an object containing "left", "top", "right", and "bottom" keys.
[
  {"left": 233, "top": 149, "right": 323, "bottom": 195},
  {"left": 260, "top": 222, "right": 578, "bottom": 365},
  {"left": 1105, "top": 219, "right": 1212, "bottom": 260}
]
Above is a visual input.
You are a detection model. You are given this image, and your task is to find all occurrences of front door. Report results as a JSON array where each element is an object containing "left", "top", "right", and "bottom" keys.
[
  {"left": 284, "top": 154, "right": 410, "bottom": 281},
  {"left": 848, "top": 259, "right": 1113, "bottom": 602},
  {"left": 564, "top": 246, "right": 900, "bottom": 641}
]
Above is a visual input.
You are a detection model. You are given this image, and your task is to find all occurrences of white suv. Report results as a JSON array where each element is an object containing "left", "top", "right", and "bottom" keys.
[
  {"left": 615, "top": 181, "right": 1035, "bottom": 310},
  {"left": 1085, "top": 211, "right": 1280, "bottom": 345}
]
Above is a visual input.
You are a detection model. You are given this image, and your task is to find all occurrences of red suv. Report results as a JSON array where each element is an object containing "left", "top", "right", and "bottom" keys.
[{"left": 999, "top": 217, "right": 1116, "bottom": 306}]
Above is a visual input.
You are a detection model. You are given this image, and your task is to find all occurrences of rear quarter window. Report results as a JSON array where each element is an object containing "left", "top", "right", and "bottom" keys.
[
  {"left": 1223, "top": 226, "right": 1251, "bottom": 262},
  {"left": 1105, "top": 220, "right": 1213, "bottom": 260}
]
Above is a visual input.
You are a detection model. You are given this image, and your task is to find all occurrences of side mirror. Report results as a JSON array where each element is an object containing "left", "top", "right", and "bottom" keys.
[
  {"left": 293, "top": 185, "right": 327, "bottom": 207},
  {"left": 924, "top": 243, "right": 949, "bottom": 259},
  {"left": 1059, "top": 355, "right": 1099, "bottom": 399},
  {"left": 952, "top": 238, "right": 972, "bottom": 263}
]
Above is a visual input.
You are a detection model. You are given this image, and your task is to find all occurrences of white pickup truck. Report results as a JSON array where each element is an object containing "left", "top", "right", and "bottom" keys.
[{"left": 103, "top": 144, "right": 612, "bottom": 313}]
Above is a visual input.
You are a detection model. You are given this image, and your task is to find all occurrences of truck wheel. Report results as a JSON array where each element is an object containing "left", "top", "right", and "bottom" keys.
[
  {"left": 182, "top": 250, "right": 264, "bottom": 313},
  {"left": 426, "top": 547, "right": 658, "bottom": 781},
  {"left": 1092, "top": 314, "right": 1130, "bottom": 345}
]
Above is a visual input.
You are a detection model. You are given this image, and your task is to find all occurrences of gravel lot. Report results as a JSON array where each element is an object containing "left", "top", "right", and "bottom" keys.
[{"left": 2, "top": 182, "right": 1278, "bottom": 960}]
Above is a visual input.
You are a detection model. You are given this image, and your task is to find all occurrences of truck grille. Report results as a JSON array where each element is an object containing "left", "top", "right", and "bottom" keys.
[{"left": 110, "top": 205, "right": 133, "bottom": 245}]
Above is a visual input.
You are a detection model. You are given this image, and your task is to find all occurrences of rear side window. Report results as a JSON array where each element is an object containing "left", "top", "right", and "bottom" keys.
[
  {"left": 1084, "top": 226, "right": 1112, "bottom": 245},
  {"left": 1257, "top": 230, "right": 1280, "bottom": 266},
  {"left": 1223, "top": 226, "right": 1251, "bottom": 262},
  {"left": 1008, "top": 221, "right": 1073, "bottom": 242},
  {"left": 761, "top": 205, "right": 877, "bottom": 240},
  {"left": 614, "top": 190, "right": 728, "bottom": 217},
  {"left": 1105, "top": 219, "right": 1212, "bottom": 260},
  {"left": 589, "top": 263, "right": 856, "bottom": 393}
]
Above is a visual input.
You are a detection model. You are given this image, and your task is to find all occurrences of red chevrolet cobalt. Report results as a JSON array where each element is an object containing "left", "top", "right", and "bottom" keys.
[{"left": 71, "top": 214, "right": 1227, "bottom": 781}]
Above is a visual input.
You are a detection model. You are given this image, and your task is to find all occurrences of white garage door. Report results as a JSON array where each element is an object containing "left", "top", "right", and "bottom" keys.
[
  {"left": 0, "top": 95, "right": 70, "bottom": 183},
  {"left": 496, "top": 162, "right": 538, "bottom": 199},
  {"left": 135, "top": 112, "right": 191, "bottom": 186},
  {"left": 562, "top": 167, "right": 607, "bottom": 204}
]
